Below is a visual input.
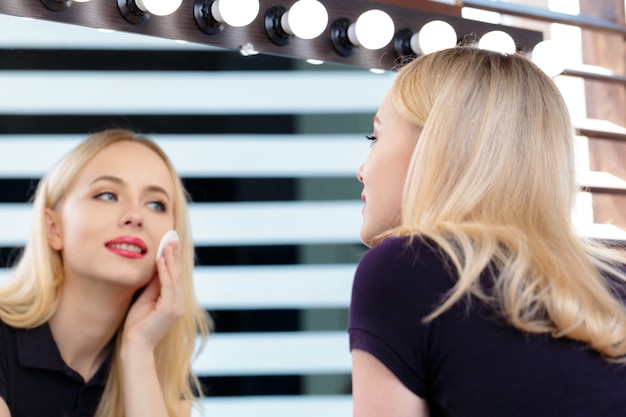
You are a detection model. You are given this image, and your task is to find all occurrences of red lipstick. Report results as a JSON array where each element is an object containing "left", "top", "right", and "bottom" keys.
[{"left": 104, "top": 236, "right": 148, "bottom": 259}]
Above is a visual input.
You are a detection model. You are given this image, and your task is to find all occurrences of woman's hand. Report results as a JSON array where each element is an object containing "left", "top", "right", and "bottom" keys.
[
  {"left": 119, "top": 241, "right": 189, "bottom": 417},
  {"left": 121, "top": 241, "right": 185, "bottom": 353}
]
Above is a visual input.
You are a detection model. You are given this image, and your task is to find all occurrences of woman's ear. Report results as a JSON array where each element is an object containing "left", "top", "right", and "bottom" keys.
[{"left": 45, "top": 208, "right": 63, "bottom": 251}]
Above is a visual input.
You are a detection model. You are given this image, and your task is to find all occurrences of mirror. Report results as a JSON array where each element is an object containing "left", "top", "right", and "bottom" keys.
[
  {"left": 0, "top": 3, "right": 547, "bottom": 413},
  {"left": 0, "top": 10, "right": 391, "bottom": 411}
]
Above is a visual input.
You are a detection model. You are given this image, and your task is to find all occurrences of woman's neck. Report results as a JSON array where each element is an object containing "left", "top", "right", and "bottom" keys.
[{"left": 48, "top": 277, "right": 136, "bottom": 382}]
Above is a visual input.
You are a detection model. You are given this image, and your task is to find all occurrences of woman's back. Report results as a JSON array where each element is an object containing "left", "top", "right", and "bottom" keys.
[{"left": 349, "top": 236, "right": 626, "bottom": 417}]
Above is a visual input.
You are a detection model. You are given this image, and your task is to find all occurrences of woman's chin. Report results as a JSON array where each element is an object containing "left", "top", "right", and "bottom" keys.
[{"left": 359, "top": 229, "right": 375, "bottom": 248}]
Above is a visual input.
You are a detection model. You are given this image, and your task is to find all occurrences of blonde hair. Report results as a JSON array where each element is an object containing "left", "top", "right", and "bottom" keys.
[
  {"left": 0, "top": 129, "right": 212, "bottom": 416},
  {"left": 383, "top": 47, "right": 626, "bottom": 360}
]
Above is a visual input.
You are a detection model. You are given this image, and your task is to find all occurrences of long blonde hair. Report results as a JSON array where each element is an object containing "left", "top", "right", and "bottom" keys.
[
  {"left": 385, "top": 47, "right": 626, "bottom": 360},
  {"left": 0, "top": 129, "right": 212, "bottom": 416}
]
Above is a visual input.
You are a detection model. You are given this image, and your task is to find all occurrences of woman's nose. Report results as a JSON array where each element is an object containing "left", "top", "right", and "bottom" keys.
[
  {"left": 120, "top": 204, "right": 143, "bottom": 228},
  {"left": 356, "top": 164, "right": 364, "bottom": 183}
]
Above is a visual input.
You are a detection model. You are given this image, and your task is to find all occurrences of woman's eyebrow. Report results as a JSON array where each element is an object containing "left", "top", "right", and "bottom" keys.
[
  {"left": 145, "top": 185, "right": 171, "bottom": 201},
  {"left": 89, "top": 175, "right": 123, "bottom": 186},
  {"left": 89, "top": 175, "right": 171, "bottom": 201}
]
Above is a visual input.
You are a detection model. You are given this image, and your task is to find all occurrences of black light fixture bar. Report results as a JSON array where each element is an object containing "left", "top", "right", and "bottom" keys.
[
  {"left": 40, "top": 0, "right": 72, "bottom": 12},
  {"left": 0, "top": 0, "right": 543, "bottom": 71}
]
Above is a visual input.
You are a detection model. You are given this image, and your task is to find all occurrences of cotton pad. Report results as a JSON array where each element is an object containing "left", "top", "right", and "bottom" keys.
[{"left": 156, "top": 230, "right": 179, "bottom": 260}]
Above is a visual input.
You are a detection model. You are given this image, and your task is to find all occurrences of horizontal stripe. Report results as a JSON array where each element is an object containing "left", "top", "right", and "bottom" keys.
[
  {"left": 0, "top": 49, "right": 296, "bottom": 72},
  {"left": 201, "top": 200, "right": 366, "bottom": 244},
  {"left": 0, "top": 71, "right": 394, "bottom": 115},
  {"left": 193, "top": 331, "right": 350, "bottom": 376},
  {"left": 198, "top": 374, "right": 302, "bottom": 396},
  {"left": 193, "top": 244, "right": 301, "bottom": 267},
  {"left": 0, "top": 113, "right": 372, "bottom": 135},
  {"left": 0, "top": 115, "right": 298, "bottom": 134},
  {"left": 0, "top": 134, "right": 369, "bottom": 177},
  {"left": 194, "top": 264, "right": 355, "bottom": 310},
  {"left": 192, "top": 395, "right": 352, "bottom": 417},
  {"left": 0, "top": 264, "right": 356, "bottom": 309},
  {"left": 0, "top": 243, "right": 363, "bottom": 268}
]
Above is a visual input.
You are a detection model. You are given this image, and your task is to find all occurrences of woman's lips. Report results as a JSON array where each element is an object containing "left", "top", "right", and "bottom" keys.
[{"left": 105, "top": 236, "right": 147, "bottom": 259}]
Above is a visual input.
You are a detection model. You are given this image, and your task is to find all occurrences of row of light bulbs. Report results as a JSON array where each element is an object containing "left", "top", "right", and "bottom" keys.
[{"left": 42, "top": 0, "right": 561, "bottom": 74}]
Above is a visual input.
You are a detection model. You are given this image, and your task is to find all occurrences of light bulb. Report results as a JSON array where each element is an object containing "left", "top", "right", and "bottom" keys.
[
  {"left": 73, "top": 0, "right": 92, "bottom": 2},
  {"left": 348, "top": 9, "right": 395, "bottom": 50},
  {"left": 531, "top": 40, "right": 567, "bottom": 77},
  {"left": 282, "top": 0, "right": 328, "bottom": 40},
  {"left": 212, "top": 0, "right": 260, "bottom": 27},
  {"left": 135, "top": 0, "right": 183, "bottom": 16},
  {"left": 478, "top": 30, "right": 516, "bottom": 54},
  {"left": 411, "top": 20, "right": 457, "bottom": 55}
]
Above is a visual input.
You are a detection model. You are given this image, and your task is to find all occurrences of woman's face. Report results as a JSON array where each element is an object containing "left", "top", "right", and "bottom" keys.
[
  {"left": 357, "top": 92, "right": 420, "bottom": 247},
  {"left": 46, "top": 141, "right": 176, "bottom": 288}
]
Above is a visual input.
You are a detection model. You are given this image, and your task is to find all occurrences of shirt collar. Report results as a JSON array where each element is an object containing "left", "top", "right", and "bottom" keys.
[{"left": 16, "top": 322, "right": 112, "bottom": 385}]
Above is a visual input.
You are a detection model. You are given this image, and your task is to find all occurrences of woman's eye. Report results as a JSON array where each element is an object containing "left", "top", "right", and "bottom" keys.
[
  {"left": 95, "top": 192, "right": 117, "bottom": 202},
  {"left": 147, "top": 201, "right": 166, "bottom": 212},
  {"left": 365, "top": 135, "right": 377, "bottom": 147}
]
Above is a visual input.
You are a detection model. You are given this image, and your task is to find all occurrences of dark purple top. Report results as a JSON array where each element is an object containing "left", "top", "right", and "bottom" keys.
[
  {"left": 0, "top": 321, "right": 111, "bottom": 417},
  {"left": 349, "top": 236, "right": 626, "bottom": 417}
]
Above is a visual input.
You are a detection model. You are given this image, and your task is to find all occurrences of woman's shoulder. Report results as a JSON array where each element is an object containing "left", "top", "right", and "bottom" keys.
[
  {"left": 359, "top": 235, "right": 451, "bottom": 275},
  {"left": 354, "top": 235, "right": 456, "bottom": 298},
  {"left": 0, "top": 320, "right": 16, "bottom": 359},
  {"left": 0, "top": 320, "right": 28, "bottom": 349},
  {"left": 0, "top": 320, "right": 14, "bottom": 339},
  {"left": 0, "top": 320, "right": 50, "bottom": 351}
]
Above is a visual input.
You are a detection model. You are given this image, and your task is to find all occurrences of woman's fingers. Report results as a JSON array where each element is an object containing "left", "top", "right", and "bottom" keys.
[
  {"left": 123, "top": 240, "right": 184, "bottom": 350},
  {"left": 138, "top": 274, "right": 160, "bottom": 301},
  {"left": 156, "top": 241, "right": 185, "bottom": 319}
]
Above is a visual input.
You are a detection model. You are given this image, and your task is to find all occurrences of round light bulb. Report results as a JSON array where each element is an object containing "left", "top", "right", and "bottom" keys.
[
  {"left": 478, "top": 30, "right": 516, "bottom": 54},
  {"left": 282, "top": 0, "right": 328, "bottom": 40},
  {"left": 531, "top": 40, "right": 567, "bottom": 77},
  {"left": 411, "top": 20, "right": 457, "bottom": 55},
  {"left": 213, "top": 0, "right": 260, "bottom": 27},
  {"left": 134, "top": 0, "right": 182, "bottom": 16},
  {"left": 348, "top": 9, "right": 395, "bottom": 50}
]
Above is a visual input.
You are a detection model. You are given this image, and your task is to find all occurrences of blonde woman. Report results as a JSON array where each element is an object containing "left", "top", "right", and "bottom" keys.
[
  {"left": 0, "top": 130, "right": 211, "bottom": 417},
  {"left": 350, "top": 47, "right": 626, "bottom": 417}
]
